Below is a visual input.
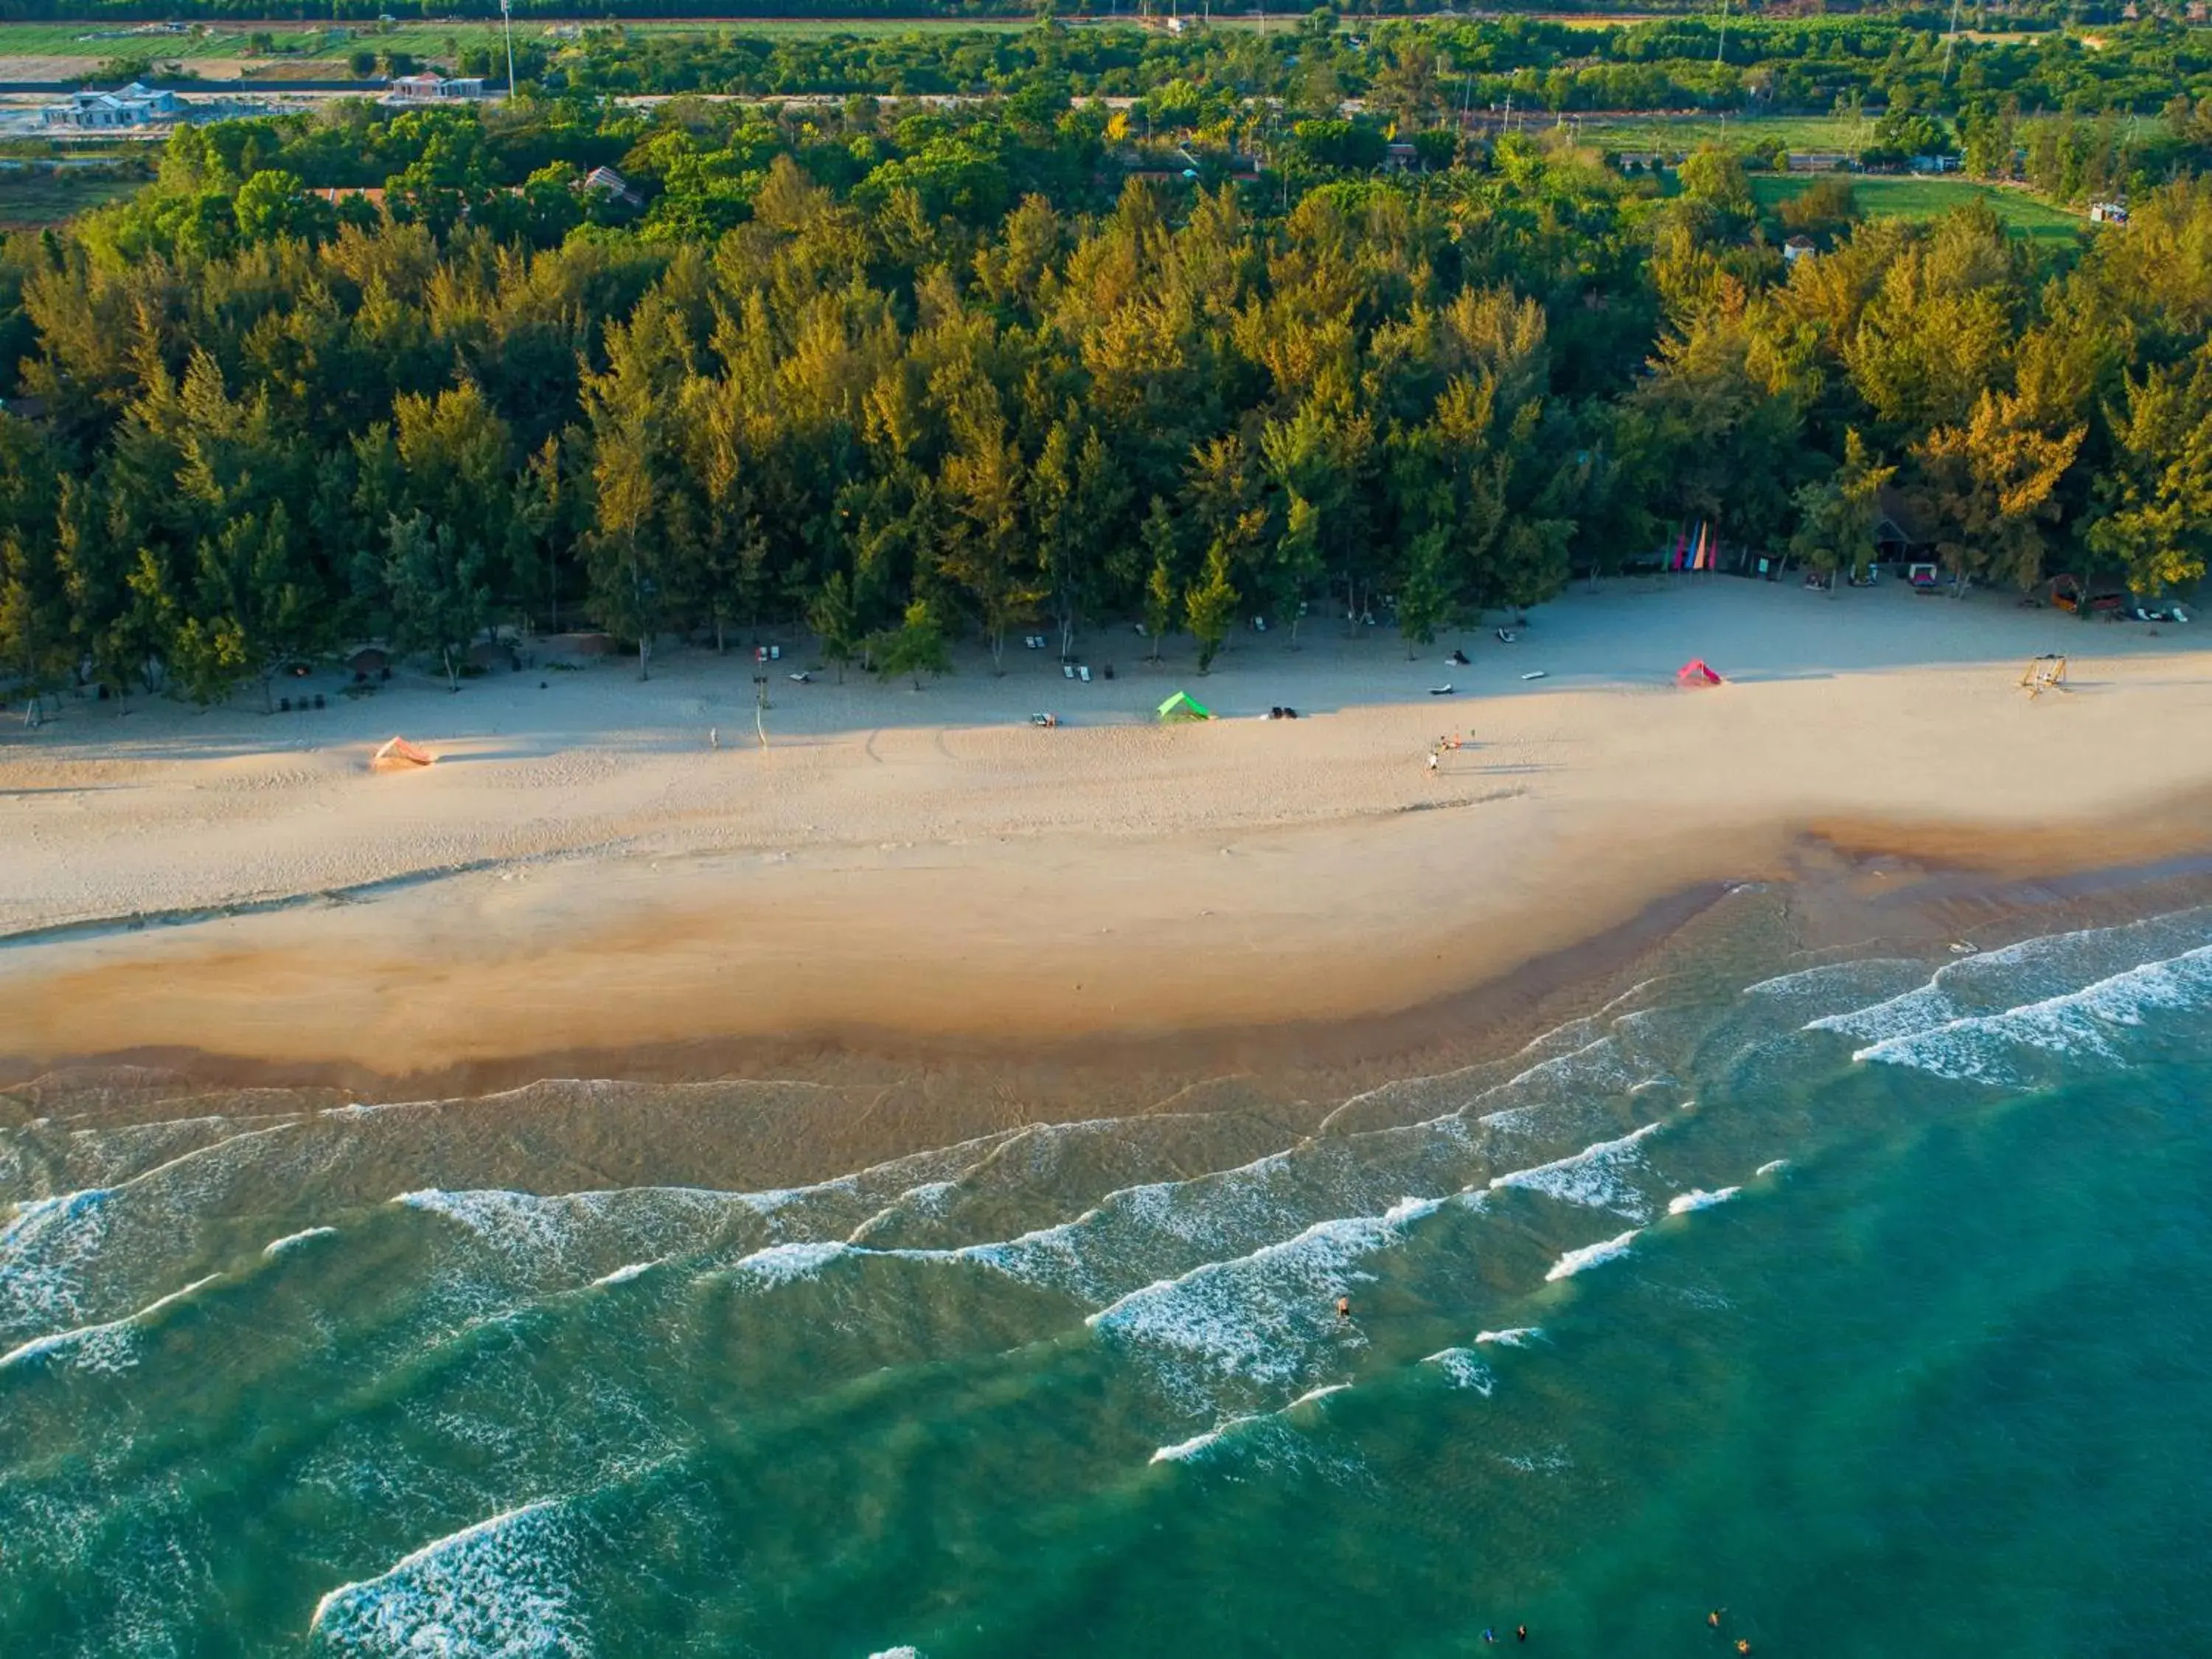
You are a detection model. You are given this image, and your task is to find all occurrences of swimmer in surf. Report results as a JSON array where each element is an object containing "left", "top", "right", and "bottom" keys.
[
  {"left": 1736, "top": 1642, "right": 1750, "bottom": 1655},
  {"left": 1708, "top": 1610, "right": 1722, "bottom": 1629},
  {"left": 1516, "top": 1626, "right": 1527, "bottom": 1642},
  {"left": 1336, "top": 1295, "right": 1352, "bottom": 1322}
]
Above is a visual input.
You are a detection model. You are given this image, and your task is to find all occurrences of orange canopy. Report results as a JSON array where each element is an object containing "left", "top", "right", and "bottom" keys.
[{"left": 371, "top": 737, "right": 436, "bottom": 771}]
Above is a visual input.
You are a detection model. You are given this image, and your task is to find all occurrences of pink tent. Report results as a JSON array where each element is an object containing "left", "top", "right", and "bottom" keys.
[{"left": 1675, "top": 659, "right": 1724, "bottom": 688}]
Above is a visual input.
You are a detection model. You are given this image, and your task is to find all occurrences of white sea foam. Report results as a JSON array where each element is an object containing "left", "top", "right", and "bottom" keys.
[
  {"left": 1545, "top": 1230, "right": 1640, "bottom": 1281},
  {"left": 868, "top": 1649, "right": 922, "bottom": 1658},
  {"left": 264, "top": 1227, "right": 338, "bottom": 1258},
  {"left": 1475, "top": 1327, "right": 1541, "bottom": 1347},
  {"left": 1744, "top": 958, "right": 1921, "bottom": 999},
  {"left": 1487, "top": 1120, "right": 1666, "bottom": 1217},
  {"left": 591, "top": 1262, "right": 652, "bottom": 1288},
  {"left": 0, "top": 1189, "right": 111, "bottom": 1333},
  {"left": 1422, "top": 1348, "right": 1496, "bottom": 1394},
  {"left": 1666, "top": 1187, "right": 1741, "bottom": 1216},
  {"left": 307, "top": 1497, "right": 587, "bottom": 1656},
  {"left": 1087, "top": 1197, "right": 1444, "bottom": 1402},
  {"left": 1495, "top": 1445, "right": 1573, "bottom": 1475},
  {"left": 1756, "top": 1160, "right": 1790, "bottom": 1178},
  {"left": 0, "top": 1273, "right": 223, "bottom": 1374},
  {"left": 729, "top": 1240, "right": 850, "bottom": 1286},
  {"left": 1286, "top": 1382, "right": 1352, "bottom": 1410},
  {"left": 1809, "top": 913, "right": 2212, "bottom": 1051},
  {"left": 1851, "top": 943, "right": 2212, "bottom": 1082}
]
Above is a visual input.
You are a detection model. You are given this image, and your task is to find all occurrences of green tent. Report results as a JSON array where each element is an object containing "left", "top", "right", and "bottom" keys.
[{"left": 1157, "top": 691, "right": 1212, "bottom": 722}]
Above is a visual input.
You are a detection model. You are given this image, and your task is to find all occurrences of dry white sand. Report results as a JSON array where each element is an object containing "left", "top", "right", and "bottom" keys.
[{"left": 4, "top": 577, "right": 2209, "bottom": 1074}]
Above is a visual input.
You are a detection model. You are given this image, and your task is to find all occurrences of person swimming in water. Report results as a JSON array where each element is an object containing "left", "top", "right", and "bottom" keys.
[
  {"left": 1337, "top": 1295, "right": 1351, "bottom": 1322},
  {"left": 1708, "top": 1610, "right": 1722, "bottom": 1629},
  {"left": 1481, "top": 1630, "right": 1496, "bottom": 1644},
  {"left": 1736, "top": 1641, "right": 1750, "bottom": 1655},
  {"left": 1515, "top": 1626, "right": 1527, "bottom": 1643}
]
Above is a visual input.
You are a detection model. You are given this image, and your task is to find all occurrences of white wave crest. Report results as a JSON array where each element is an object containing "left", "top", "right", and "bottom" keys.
[
  {"left": 1487, "top": 1120, "right": 1666, "bottom": 1217},
  {"left": 728, "top": 1240, "right": 849, "bottom": 1286},
  {"left": 1086, "top": 1197, "right": 1443, "bottom": 1400},
  {"left": 590, "top": 1262, "right": 652, "bottom": 1288},
  {"left": 265, "top": 1227, "right": 338, "bottom": 1258},
  {"left": 307, "top": 1497, "right": 587, "bottom": 1657},
  {"left": 1545, "top": 1230, "right": 1640, "bottom": 1282},
  {"left": 1756, "top": 1160, "right": 1789, "bottom": 1178},
  {"left": 1150, "top": 1425, "right": 1235, "bottom": 1464},
  {"left": 1850, "top": 943, "right": 2212, "bottom": 1082},
  {"left": 0, "top": 1273, "right": 223, "bottom": 1375},
  {"left": 1666, "top": 1187, "right": 1741, "bottom": 1216},
  {"left": 1475, "top": 1327, "right": 1541, "bottom": 1347}
]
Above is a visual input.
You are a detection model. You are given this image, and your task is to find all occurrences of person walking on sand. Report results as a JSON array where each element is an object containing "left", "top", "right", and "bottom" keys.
[
  {"left": 1427, "top": 748, "right": 1440, "bottom": 776},
  {"left": 709, "top": 726, "right": 719, "bottom": 751}
]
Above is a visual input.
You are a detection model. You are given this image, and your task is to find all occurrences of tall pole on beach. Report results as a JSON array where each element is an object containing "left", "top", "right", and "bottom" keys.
[{"left": 500, "top": 0, "right": 515, "bottom": 97}]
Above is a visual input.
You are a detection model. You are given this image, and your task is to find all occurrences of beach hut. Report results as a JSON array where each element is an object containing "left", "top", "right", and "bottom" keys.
[
  {"left": 1157, "top": 691, "right": 1213, "bottom": 722},
  {"left": 370, "top": 737, "right": 436, "bottom": 771},
  {"left": 1674, "top": 660, "right": 1724, "bottom": 689},
  {"left": 344, "top": 645, "right": 390, "bottom": 680}
]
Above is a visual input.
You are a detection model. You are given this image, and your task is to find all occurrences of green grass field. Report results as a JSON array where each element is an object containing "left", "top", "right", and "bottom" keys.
[
  {"left": 1576, "top": 112, "right": 1868, "bottom": 153},
  {"left": 1750, "top": 173, "right": 2084, "bottom": 244},
  {"left": 0, "top": 168, "right": 147, "bottom": 225}
]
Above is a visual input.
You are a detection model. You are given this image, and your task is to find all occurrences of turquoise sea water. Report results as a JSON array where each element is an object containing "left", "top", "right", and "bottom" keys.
[{"left": 4, "top": 904, "right": 2211, "bottom": 1657}]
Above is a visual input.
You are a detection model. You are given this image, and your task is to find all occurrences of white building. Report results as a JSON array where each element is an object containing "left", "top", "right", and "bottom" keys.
[
  {"left": 2089, "top": 200, "right": 2129, "bottom": 226},
  {"left": 41, "top": 82, "right": 182, "bottom": 131},
  {"left": 383, "top": 74, "right": 486, "bottom": 105}
]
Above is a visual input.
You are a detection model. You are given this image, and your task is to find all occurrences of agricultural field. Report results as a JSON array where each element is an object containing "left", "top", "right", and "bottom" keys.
[
  {"left": 1750, "top": 172, "right": 2085, "bottom": 244},
  {"left": 1575, "top": 113, "right": 1871, "bottom": 154}
]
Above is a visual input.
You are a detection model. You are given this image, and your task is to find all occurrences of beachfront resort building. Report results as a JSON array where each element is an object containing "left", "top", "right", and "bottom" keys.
[{"left": 41, "top": 83, "right": 183, "bottom": 131}]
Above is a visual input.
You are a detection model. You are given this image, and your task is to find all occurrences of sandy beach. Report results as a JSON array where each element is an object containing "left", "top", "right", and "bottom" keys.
[{"left": 5, "top": 577, "right": 2211, "bottom": 1091}]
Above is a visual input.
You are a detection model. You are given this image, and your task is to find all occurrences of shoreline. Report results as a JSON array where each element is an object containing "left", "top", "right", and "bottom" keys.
[
  {"left": 7, "top": 581, "right": 2212, "bottom": 1130},
  {"left": 9, "top": 852, "right": 2211, "bottom": 1189}
]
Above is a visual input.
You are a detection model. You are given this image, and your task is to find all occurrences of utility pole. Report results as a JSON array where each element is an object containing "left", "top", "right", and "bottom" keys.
[
  {"left": 500, "top": 0, "right": 515, "bottom": 96},
  {"left": 1941, "top": 0, "right": 1962, "bottom": 85},
  {"left": 1715, "top": 0, "right": 1728, "bottom": 66}
]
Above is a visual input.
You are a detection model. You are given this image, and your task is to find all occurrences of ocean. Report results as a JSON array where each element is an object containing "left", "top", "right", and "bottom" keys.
[{"left": 4, "top": 899, "right": 2211, "bottom": 1657}]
